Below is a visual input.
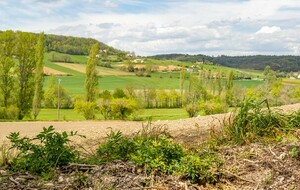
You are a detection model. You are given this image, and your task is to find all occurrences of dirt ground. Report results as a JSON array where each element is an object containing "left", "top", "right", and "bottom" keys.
[
  {"left": 1, "top": 103, "right": 300, "bottom": 189},
  {"left": 1, "top": 103, "right": 299, "bottom": 144}
]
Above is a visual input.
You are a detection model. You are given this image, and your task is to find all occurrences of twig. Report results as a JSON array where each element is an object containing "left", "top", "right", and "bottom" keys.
[
  {"left": 9, "top": 176, "right": 20, "bottom": 185},
  {"left": 224, "top": 170, "right": 256, "bottom": 184},
  {"left": 143, "top": 187, "right": 168, "bottom": 190},
  {"left": 68, "top": 163, "right": 98, "bottom": 167}
]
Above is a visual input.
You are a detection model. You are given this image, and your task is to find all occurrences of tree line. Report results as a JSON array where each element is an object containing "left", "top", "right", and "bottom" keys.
[
  {"left": 150, "top": 54, "right": 300, "bottom": 72},
  {"left": 0, "top": 30, "right": 44, "bottom": 120}
]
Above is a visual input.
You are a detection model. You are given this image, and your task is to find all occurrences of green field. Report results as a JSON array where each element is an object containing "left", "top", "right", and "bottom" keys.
[
  {"left": 43, "top": 52, "right": 264, "bottom": 96},
  {"left": 31, "top": 108, "right": 188, "bottom": 121}
]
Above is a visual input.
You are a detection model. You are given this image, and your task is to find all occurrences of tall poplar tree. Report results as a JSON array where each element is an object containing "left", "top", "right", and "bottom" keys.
[
  {"left": 85, "top": 43, "right": 99, "bottom": 102},
  {"left": 32, "top": 32, "right": 45, "bottom": 120},
  {"left": 16, "top": 32, "right": 37, "bottom": 119},
  {"left": 0, "top": 30, "right": 15, "bottom": 107}
]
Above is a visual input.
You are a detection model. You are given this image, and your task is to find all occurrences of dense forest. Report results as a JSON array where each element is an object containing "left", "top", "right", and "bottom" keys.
[
  {"left": 44, "top": 34, "right": 105, "bottom": 55},
  {"left": 0, "top": 31, "right": 123, "bottom": 56},
  {"left": 151, "top": 54, "right": 300, "bottom": 72}
]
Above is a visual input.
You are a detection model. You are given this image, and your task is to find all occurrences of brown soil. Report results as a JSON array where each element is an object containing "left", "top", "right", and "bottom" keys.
[
  {"left": 0, "top": 103, "right": 299, "bottom": 144},
  {"left": 43, "top": 67, "right": 69, "bottom": 76}
]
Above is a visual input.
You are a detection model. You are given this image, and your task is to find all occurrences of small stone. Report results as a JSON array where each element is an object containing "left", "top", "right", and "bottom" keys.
[
  {"left": 278, "top": 153, "right": 287, "bottom": 160},
  {"left": 58, "top": 176, "right": 64, "bottom": 183},
  {"left": 0, "top": 170, "right": 7, "bottom": 175},
  {"left": 44, "top": 182, "right": 54, "bottom": 187}
]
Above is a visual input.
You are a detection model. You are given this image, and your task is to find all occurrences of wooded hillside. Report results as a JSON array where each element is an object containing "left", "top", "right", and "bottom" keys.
[{"left": 151, "top": 54, "right": 300, "bottom": 72}]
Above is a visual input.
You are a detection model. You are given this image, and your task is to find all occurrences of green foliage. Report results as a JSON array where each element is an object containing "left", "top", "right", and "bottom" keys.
[
  {"left": 223, "top": 99, "right": 288, "bottom": 145},
  {"left": 32, "top": 32, "right": 45, "bottom": 120},
  {"left": 185, "top": 103, "right": 199, "bottom": 117},
  {"left": 289, "top": 146, "right": 299, "bottom": 158},
  {"left": 96, "top": 130, "right": 135, "bottom": 162},
  {"left": 179, "top": 150, "right": 222, "bottom": 184},
  {"left": 95, "top": 125, "right": 222, "bottom": 184},
  {"left": 45, "top": 34, "right": 108, "bottom": 55},
  {"left": 85, "top": 43, "right": 99, "bottom": 102},
  {"left": 113, "top": 88, "right": 127, "bottom": 98},
  {"left": 0, "top": 30, "right": 15, "bottom": 108},
  {"left": 0, "top": 105, "right": 19, "bottom": 119},
  {"left": 111, "top": 98, "right": 138, "bottom": 120},
  {"left": 288, "top": 110, "right": 300, "bottom": 128},
  {"left": 16, "top": 31, "right": 37, "bottom": 119},
  {"left": 74, "top": 99, "right": 98, "bottom": 120},
  {"left": 44, "top": 78, "right": 73, "bottom": 109},
  {"left": 198, "top": 99, "right": 226, "bottom": 116},
  {"left": 98, "top": 99, "right": 112, "bottom": 120},
  {"left": 8, "top": 126, "right": 81, "bottom": 174}
]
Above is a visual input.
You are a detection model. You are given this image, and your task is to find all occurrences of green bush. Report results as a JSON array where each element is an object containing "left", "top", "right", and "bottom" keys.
[
  {"left": 8, "top": 126, "right": 81, "bottom": 174},
  {"left": 179, "top": 150, "right": 222, "bottom": 184},
  {"left": 185, "top": 103, "right": 199, "bottom": 118},
  {"left": 111, "top": 98, "right": 138, "bottom": 120},
  {"left": 113, "top": 88, "right": 127, "bottom": 98},
  {"left": 0, "top": 105, "right": 18, "bottom": 119},
  {"left": 198, "top": 99, "right": 226, "bottom": 116},
  {"left": 44, "top": 85, "right": 73, "bottom": 109},
  {"left": 95, "top": 125, "right": 222, "bottom": 184},
  {"left": 74, "top": 99, "right": 98, "bottom": 120},
  {"left": 98, "top": 99, "right": 112, "bottom": 120},
  {"left": 96, "top": 130, "right": 135, "bottom": 162}
]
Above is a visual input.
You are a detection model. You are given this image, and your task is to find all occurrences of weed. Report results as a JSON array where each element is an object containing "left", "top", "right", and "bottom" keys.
[
  {"left": 95, "top": 123, "right": 223, "bottom": 184},
  {"left": 223, "top": 99, "right": 288, "bottom": 145},
  {"left": 0, "top": 144, "right": 15, "bottom": 167},
  {"left": 289, "top": 146, "right": 299, "bottom": 158},
  {"left": 73, "top": 172, "right": 91, "bottom": 189},
  {"left": 7, "top": 126, "right": 83, "bottom": 175}
]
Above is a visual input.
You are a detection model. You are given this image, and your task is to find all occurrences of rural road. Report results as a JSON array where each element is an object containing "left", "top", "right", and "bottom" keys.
[{"left": 0, "top": 103, "right": 300, "bottom": 144}]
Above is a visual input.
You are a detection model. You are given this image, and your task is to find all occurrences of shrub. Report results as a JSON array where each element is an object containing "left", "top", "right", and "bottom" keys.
[
  {"left": 111, "top": 98, "right": 138, "bottom": 120},
  {"left": 198, "top": 100, "right": 226, "bottom": 116},
  {"left": 98, "top": 99, "right": 112, "bottom": 120},
  {"left": 113, "top": 88, "right": 127, "bottom": 98},
  {"left": 8, "top": 126, "right": 81, "bottom": 174},
  {"left": 179, "top": 150, "right": 222, "bottom": 184},
  {"left": 95, "top": 124, "right": 222, "bottom": 184},
  {"left": 74, "top": 99, "right": 98, "bottom": 120},
  {"left": 44, "top": 85, "right": 73, "bottom": 109},
  {"left": 0, "top": 105, "right": 18, "bottom": 119},
  {"left": 96, "top": 130, "right": 135, "bottom": 162},
  {"left": 185, "top": 103, "right": 199, "bottom": 117}
]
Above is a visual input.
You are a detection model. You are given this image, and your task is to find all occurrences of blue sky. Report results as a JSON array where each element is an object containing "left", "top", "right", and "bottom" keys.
[{"left": 1, "top": 0, "right": 300, "bottom": 56}]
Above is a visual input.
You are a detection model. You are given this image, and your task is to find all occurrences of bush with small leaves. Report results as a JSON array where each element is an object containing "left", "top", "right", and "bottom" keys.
[
  {"left": 185, "top": 103, "right": 199, "bottom": 118},
  {"left": 8, "top": 126, "right": 82, "bottom": 175}
]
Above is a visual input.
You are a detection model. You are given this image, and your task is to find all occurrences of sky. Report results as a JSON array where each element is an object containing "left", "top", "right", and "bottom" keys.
[{"left": 1, "top": 0, "right": 300, "bottom": 56}]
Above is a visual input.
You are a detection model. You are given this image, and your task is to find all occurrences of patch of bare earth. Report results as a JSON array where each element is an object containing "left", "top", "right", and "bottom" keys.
[
  {"left": 55, "top": 62, "right": 133, "bottom": 76},
  {"left": 43, "top": 66, "right": 70, "bottom": 76}
]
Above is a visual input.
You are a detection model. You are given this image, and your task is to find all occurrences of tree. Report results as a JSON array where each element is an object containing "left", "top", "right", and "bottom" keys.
[
  {"left": 180, "top": 67, "right": 186, "bottom": 97},
  {"left": 0, "top": 30, "right": 15, "bottom": 108},
  {"left": 32, "top": 33, "right": 45, "bottom": 120},
  {"left": 16, "top": 32, "right": 37, "bottom": 119},
  {"left": 225, "top": 70, "right": 234, "bottom": 106},
  {"left": 85, "top": 43, "right": 99, "bottom": 102},
  {"left": 44, "top": 77, "right": 73, "bottom": 109}
]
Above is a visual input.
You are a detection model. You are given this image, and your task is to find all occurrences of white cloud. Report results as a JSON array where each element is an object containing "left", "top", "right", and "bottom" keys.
[
  {"left": 256, "top": 26, "right": 281, "bottom": 34},
  {"left": 2, "top": 0, "right": 300, "bottom": 55}
]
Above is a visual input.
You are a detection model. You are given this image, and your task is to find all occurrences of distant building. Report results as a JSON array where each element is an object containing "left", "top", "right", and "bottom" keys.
[{"left": 132, "top": 59, "right": 144, "bottom": 63}]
